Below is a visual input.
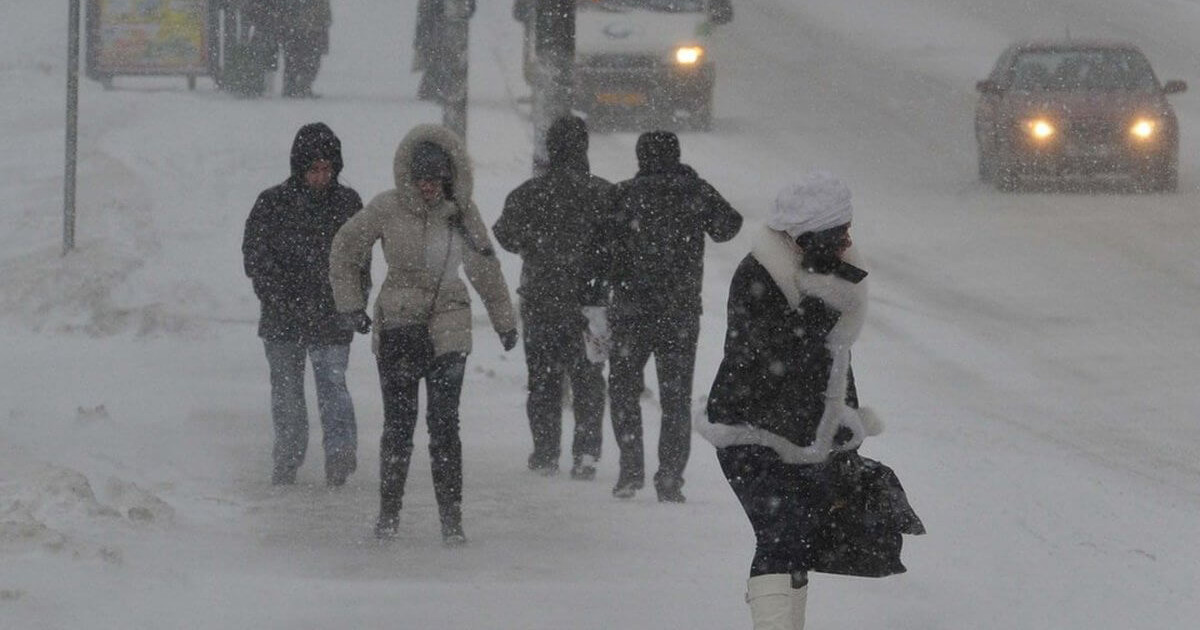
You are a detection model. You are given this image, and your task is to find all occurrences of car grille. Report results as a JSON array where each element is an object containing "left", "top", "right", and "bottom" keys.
[
  {"left": 582, "top": 54, "right": 660, "bottom": 70},
  {"left": 1067, "top": 118, "right": 1121, "bottom": 144}
]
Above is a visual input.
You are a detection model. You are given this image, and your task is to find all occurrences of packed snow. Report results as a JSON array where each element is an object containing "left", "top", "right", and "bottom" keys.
[{"left": 2, "top": 0, "right": 1199, "bottom": 628}]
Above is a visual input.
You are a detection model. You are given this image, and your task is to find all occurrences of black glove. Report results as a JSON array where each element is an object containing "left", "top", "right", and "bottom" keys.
[
  {"left": 499, "top": 329, "right": 518, "bottom": 352},
  {"left": 341, "top": 309, "right": 372, "bottom": 334}
]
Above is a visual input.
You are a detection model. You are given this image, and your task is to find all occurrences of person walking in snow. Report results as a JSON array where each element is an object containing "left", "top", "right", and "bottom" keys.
[
  {"left": 695, "top": 172, "right": 922, "bottom": 629},
  {"left": 242, "top": 122, "right": 367, "bottom": 487},
  {"left": 328, "top": 124, "right": 518, "bottom": 547},
  {"left": 493, "top": 115, "right": 613, "bottom": 480},
  {"left": 278, "top": 0, "right": 332, "bottom": 98},
  {"left": 243, "top": 0, "right": 332, "bottom": 98},
  {"left": 600, "top": 130, "right": 742, "bottom": 502}
]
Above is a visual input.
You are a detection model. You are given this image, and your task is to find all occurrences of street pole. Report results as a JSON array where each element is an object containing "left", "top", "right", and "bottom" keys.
[
  {"left": 530, "top": 0, "right": 576, "bottom": 175},
  {"left": 64, "top": 0, "right": 81, "bottom": 255},
  {"left": 441, "top": 0, "right": 474, "bottom": 140}
]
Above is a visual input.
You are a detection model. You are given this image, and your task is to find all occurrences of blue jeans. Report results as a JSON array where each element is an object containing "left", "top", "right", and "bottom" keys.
[{"left": 263, "top": 340, "right": 358, "bottom": 484}]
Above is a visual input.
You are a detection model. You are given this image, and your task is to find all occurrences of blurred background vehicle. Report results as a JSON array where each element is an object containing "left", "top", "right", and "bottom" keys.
[
  {"left": 517, "top": 0, "right": 732, "bottom": 131},
  {"left": 974, "top": 40, "right": 1186, "bottom": 191}
]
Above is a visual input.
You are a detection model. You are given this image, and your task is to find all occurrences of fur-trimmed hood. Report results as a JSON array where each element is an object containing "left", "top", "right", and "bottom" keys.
[{"left": 392, "top": 124, "right": 474, "bottom": 204}]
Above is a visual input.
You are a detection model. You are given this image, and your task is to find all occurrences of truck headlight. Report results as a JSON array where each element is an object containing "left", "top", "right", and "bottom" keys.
[
  {"left": 675, "top": 46, "right": 704, "bottom": 65},
  {"left": 1129, "top": 118, "right": 1158, "bottom": 141},
  {"left": 1023, "top": 118, "right": 1056, "bottom": 141}
]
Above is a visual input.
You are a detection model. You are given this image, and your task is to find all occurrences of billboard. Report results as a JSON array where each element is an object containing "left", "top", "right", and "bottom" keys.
[{"left": 86, "top": 0, "right": 214, "bottom": 82}]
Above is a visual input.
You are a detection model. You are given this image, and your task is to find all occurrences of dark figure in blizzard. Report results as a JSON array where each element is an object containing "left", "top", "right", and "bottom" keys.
[
  {"left": 242, "top": 122, "right": 367, "bottom": 486},
  {"left": 600, "top": 131, "right": 742, "bottom": 502},
  {"left": 493, "top": 116, "right": 614, "bottom": 480},
  {"left": 413, "top": 0, "right": 475, "bottom": 102},
  {"left": 696, "top": 172, "right": 923, "bottom": 629},
  {"left": 245, "top": 0, "right": 332, "bottom": 98},
  {"left": 328, "top": 124, "right": 518, "bottom": 547}
]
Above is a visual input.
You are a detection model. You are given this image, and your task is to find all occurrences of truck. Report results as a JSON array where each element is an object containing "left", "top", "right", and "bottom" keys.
[{"left": 516, "top": 0, "right": 733, "bottom": 131}]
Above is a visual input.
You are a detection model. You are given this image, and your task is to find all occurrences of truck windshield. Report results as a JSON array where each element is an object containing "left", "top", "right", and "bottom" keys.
[{"left": 583, "top": 0, "right": 707, "bottom": 13}]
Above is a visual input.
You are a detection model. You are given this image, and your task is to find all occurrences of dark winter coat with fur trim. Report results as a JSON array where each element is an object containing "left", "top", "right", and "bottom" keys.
[{"left": 699, "top": 227, "right": 880, "bottom": 462}]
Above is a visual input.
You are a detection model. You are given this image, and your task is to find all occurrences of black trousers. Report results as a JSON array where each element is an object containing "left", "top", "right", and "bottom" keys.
[
  {"left": 522, "top": 306, "right": 605, "bottom": 467},
  {"left": 376, "top": 326, "right": 467, "bottom": 528},
  {"left": 717, "top": 445, "right": 831, "bottom": 577},
  {"left": 282, "top": 38, "right": 323, "bottom": 97},
  {"left": 608, "top": 311, "right": 699, "bottom": 490}
]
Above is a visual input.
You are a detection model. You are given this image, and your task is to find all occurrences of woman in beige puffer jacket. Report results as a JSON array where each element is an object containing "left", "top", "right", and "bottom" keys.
[{"left": 329, "top": 123, "right": 517, "bottom": 546}]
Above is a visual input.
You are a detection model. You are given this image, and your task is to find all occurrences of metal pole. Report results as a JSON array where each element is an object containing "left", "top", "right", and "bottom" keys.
[
  {"left": 531, "top": 0, "right": 575, "bottom": 175},
  {"left": 64, "top": 0, "right": 81, "bottom": 255},
  {"left": 441, "top": 0, "right": 473, "bottom": 140}
]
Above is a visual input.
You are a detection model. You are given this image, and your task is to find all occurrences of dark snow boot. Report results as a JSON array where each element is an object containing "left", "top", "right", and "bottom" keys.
[
  {"left": 655, "top": 476, "right": 687, "bottom": 503},
  {"left": 439, "top": 503, "right": 467, "bottom": 548},
  {"left": 375, "top": 513, "right": 400, "bottom": 540},
  {"left": 527, "top": 452, "right": 559, "bottom": 476},
  {"left": 612, "top": 471, "right": 644, "bottom": 499},
  {"left": 570, "top": 455, "right": 598, "bottom": 481}
]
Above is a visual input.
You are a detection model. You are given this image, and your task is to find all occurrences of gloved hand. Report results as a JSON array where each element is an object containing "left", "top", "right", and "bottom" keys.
[
  {"left": 499, "top": 329, "right": 519, "bottom": 351},
  {"left": 341, "top": 309, "right": 372, "bottom": 334},
  {"left": 581, "top": 306, "right": 612, "bottom": 363}
]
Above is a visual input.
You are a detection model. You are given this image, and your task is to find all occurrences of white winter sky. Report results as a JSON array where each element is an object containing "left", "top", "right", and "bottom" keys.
[{"left": 2, "top": 1, "right": 1199, "bottom": 628}]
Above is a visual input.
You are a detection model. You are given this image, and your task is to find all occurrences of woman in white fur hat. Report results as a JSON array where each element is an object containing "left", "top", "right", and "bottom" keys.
[{"left": 697, "top": 171, "right": 920, "bottom": 629}]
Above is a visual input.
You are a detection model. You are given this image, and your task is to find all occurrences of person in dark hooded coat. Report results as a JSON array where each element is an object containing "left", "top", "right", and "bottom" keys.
[
  {"left": 493, "top": 115, "right": 614, "bottom": 479},
  {"left": 242, "top": 122, "right": 367, "bottom": 486},
  {"left": 599, "top": 130, "right": 743, "bottom": 502}
]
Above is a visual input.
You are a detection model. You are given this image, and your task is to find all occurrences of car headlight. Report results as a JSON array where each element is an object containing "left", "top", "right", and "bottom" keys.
[
  {"left": 1022, "top": 118, "right": 1056, "bottom": 141},
  {"left": 1129, "top": 118, "right": 1158, "bottom": 141},
  {"left": 674, "top": 46, "right": 704, "bottom": 65}
]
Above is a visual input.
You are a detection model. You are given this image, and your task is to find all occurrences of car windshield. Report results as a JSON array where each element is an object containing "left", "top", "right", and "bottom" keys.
[
  {"left": 583, "top": 0, "right": 707, "bottom": 13},
  {"left": 1010, "top": 49, "right": 1158, "bottom": 92}
]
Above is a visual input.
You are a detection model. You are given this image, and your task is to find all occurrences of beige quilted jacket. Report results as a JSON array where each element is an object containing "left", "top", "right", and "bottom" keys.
[{"left": 329, "top": 124, "right": 515, "bottom": 356}]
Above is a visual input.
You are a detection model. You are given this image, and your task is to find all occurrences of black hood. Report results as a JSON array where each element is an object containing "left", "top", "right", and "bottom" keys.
[
  {"left": 290, "top": 122, "right": 344, "bottom": 179},
  {"left": 546, "top": 115, "right": 590, "bottom": 172},
  {"left": 635, "top": 131, "right": 681, "bottom": 174}
]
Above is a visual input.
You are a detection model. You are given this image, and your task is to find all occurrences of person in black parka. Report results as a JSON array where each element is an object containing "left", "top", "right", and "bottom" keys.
[
  {"left": 600, "top": 130, "right": 743, "bottom": 502},
  {"left": 494, "top": 115, "right": 614, "bottom": 480},
  {"left": 242, "top": 122, "right": 368, "bottom": 486},
  {"left": 696, "top": 172, "right": 922, "bottom": 630}
]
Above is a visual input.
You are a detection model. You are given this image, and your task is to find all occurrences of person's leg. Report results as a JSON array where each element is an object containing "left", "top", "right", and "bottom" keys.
[
  {"left": 719, "top": 446, "right": 816, "bottom": 629},
  {"left": 263, "top": 340, "right": 308, "bottom": 485},
  {"left": 309, "top": 344, "right": 357, "bottom": 486},
  {"left": 652, "top": 315, "right": 700, "bottom": 501},
  {"left": 566, "top": 312, "right": 605, "bottom": 479},
  {"left": 426, "top": 352, "right": 468, "bottom": 544},
  {"left": 375, "top": 328, "right": 427, "bottom": 536},
  {"left": 717, "top": 446, "right": 826, "bottom": 576},
  {"left": 607, "top": 317, "right": 652, "bottom": 497},
  {"left": 282, "top": 37, "right": 321, "bottom": 97},
  {"left": 522, "top": 312, "right": 565, "bottom": 473}
]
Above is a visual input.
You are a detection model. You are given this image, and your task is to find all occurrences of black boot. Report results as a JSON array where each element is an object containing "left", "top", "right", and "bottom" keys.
[
  {"left": 612, "top": 471, "right": 644, "bottom": 499},
  {"left": 439, "top": 503, "right": 467, "bottom": 548},
  {"left": 375, "top": 496, "right": 402, "bottom": 540}
]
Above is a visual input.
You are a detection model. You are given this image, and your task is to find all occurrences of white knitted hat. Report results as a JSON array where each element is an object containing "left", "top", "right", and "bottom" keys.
[{"left": 767, "top": 171, "right": 853, "bottom": 238}]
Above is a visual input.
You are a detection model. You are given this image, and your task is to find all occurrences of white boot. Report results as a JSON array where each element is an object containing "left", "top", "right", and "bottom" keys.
[{"left": 747, "top": 574, "right": 793, "bottom": 630}]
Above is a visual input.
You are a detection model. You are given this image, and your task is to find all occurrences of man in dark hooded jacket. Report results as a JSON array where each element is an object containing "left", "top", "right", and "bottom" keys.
[
  {"left": 242, "top": 122, "right": 368, "bottom": 486},
  {"left": 601, "top": 130, "right": 742, "bottom": 502},
  {"left": 493, "top": 116, "right": 614, "bottom": 479}
]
